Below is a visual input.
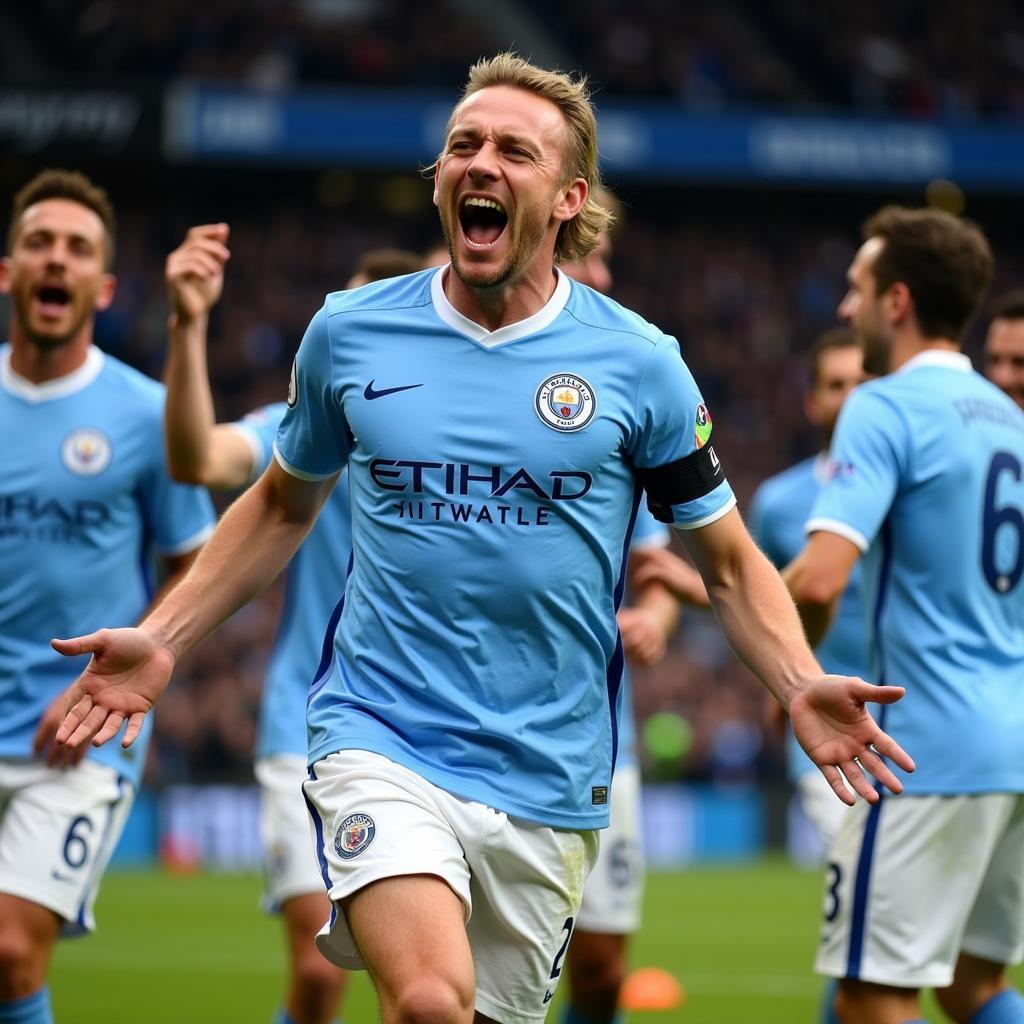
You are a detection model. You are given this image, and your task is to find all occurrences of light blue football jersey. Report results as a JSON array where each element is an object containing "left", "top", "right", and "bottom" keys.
[
  {"left": 809, "top": 350, "right": 1024, "bottom": 794},
  {"left": 274, "top": 268, "right": 735, "bottom": 828},
  {"left": 0, "top": 345, "right": 215, "bottom": 786},
  {"left": 232, "top": 402, "right": 352, "bottom": 760},
  {"left": 617, "top": 507, "right": 671, "bottom": 769},
  {"left": 750, "top": 455, "right": 869, "bottom": 781}
]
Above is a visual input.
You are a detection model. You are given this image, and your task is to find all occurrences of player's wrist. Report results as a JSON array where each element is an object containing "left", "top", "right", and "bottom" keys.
[{"left": 167, "top": 308, "right": 209, "bottom": 336}]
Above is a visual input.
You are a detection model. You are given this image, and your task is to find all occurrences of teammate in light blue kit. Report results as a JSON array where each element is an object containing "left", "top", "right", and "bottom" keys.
[
  {"left": 787, "top": 206, "right": 1024, "bottom": 1024},
  {"left": 53, "top": 57, "right": 912, "bottom": 1024},
  {"left": 749, "top": 329, "right": 867, "bottom": 1024},
  {"left": 750, "top": 329, "right": 869, "bottom": 859},
  {"left": 162, "top": 230, "right": 420, "bottom": 1024},
  {"left": 0, "top": 171, "right": 214, "bottom": 1024}
]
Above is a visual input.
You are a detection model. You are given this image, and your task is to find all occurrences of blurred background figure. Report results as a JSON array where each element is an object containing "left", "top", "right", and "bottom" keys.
[{"left": 984, "top": 291, "right": 1024, "bottom": 409}]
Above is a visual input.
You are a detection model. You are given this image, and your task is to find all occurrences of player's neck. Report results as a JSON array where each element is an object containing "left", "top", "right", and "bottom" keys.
[
  {"left": 889, "top": 334, "right": 959, "bottom": 372},
  {"left": 8, "top": 326, "right": 93, "bottom": 384},
  {"left": 444, "top": 263, "right": 559, "bottom": 333}
]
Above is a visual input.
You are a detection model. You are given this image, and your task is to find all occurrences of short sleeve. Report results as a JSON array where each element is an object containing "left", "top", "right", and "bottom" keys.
[
  {"left": 631, "top": 501, "right": 671, "bottom": 550},
  {"left": 807, "top": 387, "right": 907, "bottom": 552},
  {"left": 273, "top": 306, "right": 352, "bottom": 480},
  {"left": 631, "top": 336, "right": 735, "bottom": 529},
  {"left": 231, "top": 402, "right": 288, "bottom": 481},
  {"left": 748, "top": 484, "right": 781, "bottom": 566},
  {"left": 141, "top": 453, "right": 215, "bottom": 556}
]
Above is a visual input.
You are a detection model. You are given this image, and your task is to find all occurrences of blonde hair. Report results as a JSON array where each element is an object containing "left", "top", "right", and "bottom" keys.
[{"left": 443, "top": 53, "right": 612, "bottom": 265}]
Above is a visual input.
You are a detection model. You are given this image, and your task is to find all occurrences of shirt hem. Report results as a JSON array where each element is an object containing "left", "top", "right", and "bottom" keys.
[{"left": 307, "top": 738, "right": 611, "bottom": 830}]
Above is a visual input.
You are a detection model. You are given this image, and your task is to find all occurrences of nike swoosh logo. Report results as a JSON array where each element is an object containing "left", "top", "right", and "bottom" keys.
[
  {"left": 364, "top": 380, "right": 423, "bottom": 400},
  {"left": 51, "top": 870, "right": 75, "bottom": 883}
]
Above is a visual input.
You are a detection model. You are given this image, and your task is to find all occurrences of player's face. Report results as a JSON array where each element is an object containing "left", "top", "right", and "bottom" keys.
[
  {"left": 984, "top": 317, "right": 1024, "bottom": 410},
  {"left": 838, "top": 237, "right": 890, "bottom": 375},
  {"left": 0, "top": 198, "right": 114, "bottom": 350},
  {"left": 434, "top": 85, "right": 584, "bottom": 290},
  {"left": 562, "top": 231, "right": 612, "bottom": 294},
  {"left": 807, "top": 346, "right": 866, "bottom": 440}
]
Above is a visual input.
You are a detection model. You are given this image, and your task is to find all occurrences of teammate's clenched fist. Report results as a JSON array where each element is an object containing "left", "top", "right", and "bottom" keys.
[{"left": 165, "top": 223, "right": 230, "bottom": 323}]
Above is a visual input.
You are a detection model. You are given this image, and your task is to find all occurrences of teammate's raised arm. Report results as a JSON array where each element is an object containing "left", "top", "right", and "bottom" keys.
[{"left": 163, "top": 224, "right": 256, "bottom": 489}]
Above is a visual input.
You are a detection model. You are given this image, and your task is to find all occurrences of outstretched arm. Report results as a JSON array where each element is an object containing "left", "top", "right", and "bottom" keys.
[
  {"left": 52, "top": 462, "right": 336, "bottom": 751},
  {"left": 163, "top": 224, "right": 254, "bottom": 489},
  {"left": 674, "top": 508, "right": 913, "bottom": 804}
]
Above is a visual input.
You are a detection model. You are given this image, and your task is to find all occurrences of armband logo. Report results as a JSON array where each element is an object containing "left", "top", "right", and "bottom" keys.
[
  {"left": 535, "top": 373, "right": 596, "bottom": 432},
  {"left": 287, "top": 360, "right": 298, "bottom": 408},
  {"left": 694, "top": 404, "right": 713, "bottom": 448}
]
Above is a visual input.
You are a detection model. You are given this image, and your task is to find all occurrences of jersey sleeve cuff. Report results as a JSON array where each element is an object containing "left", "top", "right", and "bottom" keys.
[
  {"left": 228, "top": 424, "right": 266, "bottom": 485},
  {"left": 805, "top": 516, "right": 870, "bottom": 553},
  {"left": 272, "top": 442, "right": 338, "bottom": 482},
  {"left": 158, "top": 523, "right": 215, "bottom": 557},
  {"left": 673, "top": 494, "right": 737, "bottom": 531}
]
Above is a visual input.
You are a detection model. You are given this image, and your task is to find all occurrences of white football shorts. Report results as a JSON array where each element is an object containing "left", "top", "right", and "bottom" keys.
[
  {"left": 816, "top": 792, "right": 1024, "bottom": 988},
  {"left": 0, "top": 758, "right": 134, "bottom": 936},
  {"left": 254, "top": 754, "right": 327, "bottom": 910},
  {"left": 797, "top": 768, "right": 850, "bottom": 854},
  {"left": 575, "top": 762, "right": 643, "bottom": 934},
  {"left": 303, "top": 749, "right": 599, "bottom": 1024}
]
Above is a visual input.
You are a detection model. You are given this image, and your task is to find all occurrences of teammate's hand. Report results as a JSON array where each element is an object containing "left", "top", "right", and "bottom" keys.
[
  {"left": 32, "top": 691, "right": 88, "bottom": 769},
  {"left": 617, "top": 607, "right": 667, "bottom": 667},
  {"left": 166, "top": 223, "right": 230, "bottom": 324},
  {"left": 789, "top": 676, "right": 915, "bottom": 805},
  {"left": 50, "top": 628, "right": 177, "bottom": 751},
  {"left": 631, "top": 547, "right": 710, "bottom": 608}
]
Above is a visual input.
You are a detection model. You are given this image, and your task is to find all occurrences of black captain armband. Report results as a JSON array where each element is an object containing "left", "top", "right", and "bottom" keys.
[{"left": 638, "top": 445, "right": 725, "bottom": 523}]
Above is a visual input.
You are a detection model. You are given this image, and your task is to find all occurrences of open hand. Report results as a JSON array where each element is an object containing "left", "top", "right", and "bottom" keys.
[
  {"left": 50, "top": 628, "right": 176, "bottom": 751},
  {"left": 789, "top": 676, "right": 914, "bottom": 805}
]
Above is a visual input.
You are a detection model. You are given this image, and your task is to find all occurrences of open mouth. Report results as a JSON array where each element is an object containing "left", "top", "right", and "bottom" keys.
[
  {"left": 35, "top": 284, "right": 71, "bottom": 315},
  {"left": 458, "top": 196, "right": 508, "bottom": 248}
]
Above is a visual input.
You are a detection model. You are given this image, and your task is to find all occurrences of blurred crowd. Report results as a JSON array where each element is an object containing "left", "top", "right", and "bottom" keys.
[
  {"left": 55, "top": 178, "right": 1018, "bottom": 788},
  {"left": 10, "top": 0, "right": 1024, "bottom": 119}
]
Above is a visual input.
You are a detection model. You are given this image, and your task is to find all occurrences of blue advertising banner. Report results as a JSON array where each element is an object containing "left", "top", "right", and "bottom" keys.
[{"left": 163, "top": 82, "right": 1024, "bottom": 190}]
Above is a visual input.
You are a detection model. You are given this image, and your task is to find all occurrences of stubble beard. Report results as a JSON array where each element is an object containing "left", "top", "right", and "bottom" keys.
[
  {"left": 11, "top": 286, "right": 90, "bottom": 352},
  {"left": 441, "top": 202, "right": 550, "bottom": 293}
]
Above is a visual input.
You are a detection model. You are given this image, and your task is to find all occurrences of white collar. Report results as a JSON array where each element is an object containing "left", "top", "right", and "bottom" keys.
[
  {"left": 0, "top": 345, "right": 105, "bottom": 403},
  {"left": 896, "top": 348, "right": 972, "bottom": 376},
  {"left": 430, "top": 265, "right": 570, "bottom": 349}
]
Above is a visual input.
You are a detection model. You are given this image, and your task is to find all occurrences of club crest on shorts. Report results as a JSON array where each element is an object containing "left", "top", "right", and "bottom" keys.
[
  {"left": 535, "top": 373, "right": 596, "bottom": 432},
  {"left": 61, "top": 428, "right": 112, "bottom": 476},
  {"left": 335, "top": 812, "right": 376, "bottom": 860}
]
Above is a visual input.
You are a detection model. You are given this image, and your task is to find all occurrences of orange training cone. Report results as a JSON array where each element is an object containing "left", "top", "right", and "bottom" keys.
[{"left": 620, "top": 966, "right": 686, "bottom": 1011}]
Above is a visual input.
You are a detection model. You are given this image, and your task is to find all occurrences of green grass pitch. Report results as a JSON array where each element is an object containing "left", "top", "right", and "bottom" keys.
[{"left": 51, "top": 860, "right": 1023, "bottom": 1022}]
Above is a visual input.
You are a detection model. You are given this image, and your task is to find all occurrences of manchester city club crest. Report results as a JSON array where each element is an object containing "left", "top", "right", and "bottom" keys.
[
  {"left": 334, "top": 812, "right": 376, "bottom": 860},
  {"left": 535, "top": 373, "right": 596, "bottom": 432},
  {"left": 61, "top": 428, "right": 112, "bottom": 476}
]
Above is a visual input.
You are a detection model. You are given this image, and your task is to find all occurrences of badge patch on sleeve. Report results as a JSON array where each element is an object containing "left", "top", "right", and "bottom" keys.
[
  {"left": 334, "top": 813, "right": 376, "bottom": 859},
  {"left": 694, "top": 404, "right": 713, "bottom": 448},
  {"left": 287, "top": 359, "right": 298, "bottom": 408}
]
